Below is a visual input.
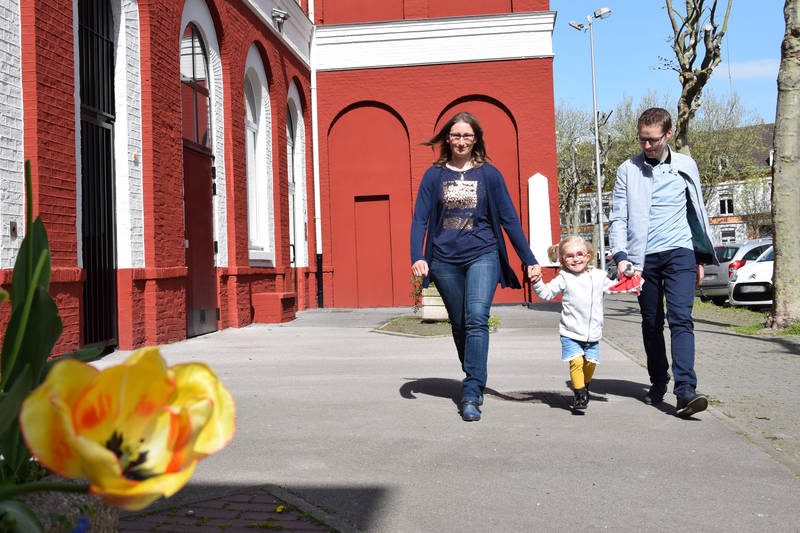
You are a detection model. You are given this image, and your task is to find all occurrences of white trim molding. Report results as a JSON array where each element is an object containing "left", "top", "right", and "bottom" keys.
[
  {"left": 313, "top": 11, "right": 556, "bottom": 71},
  {"left": 242, "top": 0, "right": 313, "bottom": 67}
]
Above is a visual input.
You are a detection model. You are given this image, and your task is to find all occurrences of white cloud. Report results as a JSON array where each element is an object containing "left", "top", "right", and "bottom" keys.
[{"left": 719, "top": 59, "right": 781, "bottom": 81}]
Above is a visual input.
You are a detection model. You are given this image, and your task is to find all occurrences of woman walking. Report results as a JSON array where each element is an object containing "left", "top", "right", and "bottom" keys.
[{"left": 410, "top": 111, "right": 541, "bottom": 422}]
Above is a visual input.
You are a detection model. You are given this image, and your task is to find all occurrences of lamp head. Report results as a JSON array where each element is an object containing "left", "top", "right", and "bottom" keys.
[
  {"left": 593, "top": 7, "right": 611, "bottom": 19},
  {"left": 568, "top": 21, "right": 585, "bottom": 31}
]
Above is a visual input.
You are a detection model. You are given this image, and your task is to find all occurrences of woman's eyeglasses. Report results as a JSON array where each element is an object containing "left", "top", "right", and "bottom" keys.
[{"left": 449, "top": 133, "right": 475, "bottom": 142}]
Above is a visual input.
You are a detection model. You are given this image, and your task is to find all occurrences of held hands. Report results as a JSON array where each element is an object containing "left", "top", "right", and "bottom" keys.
[
  {"left": 527, "top": 264, "right": 542, "bottom": 284},
  {"left": 617, "top": 260, "right": 634, "bottom": 279},
  {"left": 411, "top": 259, "right": 429, "bottom": 279}
]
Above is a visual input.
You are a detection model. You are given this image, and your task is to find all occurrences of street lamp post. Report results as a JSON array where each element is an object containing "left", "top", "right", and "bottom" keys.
[{"left": 569, "top": 7, "right": 611, "bottom": 271}]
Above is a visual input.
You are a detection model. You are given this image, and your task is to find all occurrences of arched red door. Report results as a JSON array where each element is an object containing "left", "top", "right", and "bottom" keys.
[{"left": 328, "top": 105, "right": 412, "bottom": 308}]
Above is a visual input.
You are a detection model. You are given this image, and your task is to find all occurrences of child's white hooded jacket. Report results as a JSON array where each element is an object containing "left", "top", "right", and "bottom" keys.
[{"left": 532, "top": 267, "right": 615, "bottom": 342}]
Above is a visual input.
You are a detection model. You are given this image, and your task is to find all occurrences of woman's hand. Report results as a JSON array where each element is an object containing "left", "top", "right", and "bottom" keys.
[
  {"left": 412, "top": 260, "right": 429, "bottom": 278},
  {"left": 527, "top": 264, "right": 542, "bottom": 284}
]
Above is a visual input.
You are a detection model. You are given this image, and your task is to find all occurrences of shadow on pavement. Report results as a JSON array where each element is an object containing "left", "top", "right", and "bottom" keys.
[
  {"left": 399, "top": 377, "right": 660, "bottom": 413},
  {"left": 399, "top": 377, "right": 487, "bottom": 407}
]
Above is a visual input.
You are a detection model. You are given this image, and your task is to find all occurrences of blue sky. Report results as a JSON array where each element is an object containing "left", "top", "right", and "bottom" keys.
[{"left": 551, "top": 1, "right": 784, "bottom": 123}]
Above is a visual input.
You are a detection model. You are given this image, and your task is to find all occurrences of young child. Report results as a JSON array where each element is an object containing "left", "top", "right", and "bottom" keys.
[{"left": 532, "top": 236, "right": 615, "bottom": 411}]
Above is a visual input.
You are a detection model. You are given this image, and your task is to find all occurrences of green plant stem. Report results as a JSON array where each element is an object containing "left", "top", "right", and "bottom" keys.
[{"left": 0, "top": 480, "right": 90, "bottom": 500}]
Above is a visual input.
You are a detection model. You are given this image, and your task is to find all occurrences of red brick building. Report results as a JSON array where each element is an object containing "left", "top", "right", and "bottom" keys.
[{"left": 0, "top": 0, "right": 559, "bottom": 353}]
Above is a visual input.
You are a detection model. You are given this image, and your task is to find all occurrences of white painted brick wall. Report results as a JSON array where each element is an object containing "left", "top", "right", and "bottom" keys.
[
  {"left": 115, "top": 0, "right": 145, "bottom": 268},
  {"left": 0, "top": 0, "right": 23, "bottom": 269}
]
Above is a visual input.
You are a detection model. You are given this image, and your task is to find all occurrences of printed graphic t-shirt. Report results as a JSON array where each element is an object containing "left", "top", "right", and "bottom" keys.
[{"left": 431, "top": 167, "right": 497, "bottom": 263}]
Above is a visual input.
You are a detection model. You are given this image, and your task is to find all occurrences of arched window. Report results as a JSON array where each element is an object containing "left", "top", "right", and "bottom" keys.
[
  {"left": 286, "top": 83, "right": 308, "bottom": 268},
  {"left": 180, "top": 23, "right": 210, "bottom": 149},
  {"left": 244, "top": 45, "right": 274, "bottom": 264}
]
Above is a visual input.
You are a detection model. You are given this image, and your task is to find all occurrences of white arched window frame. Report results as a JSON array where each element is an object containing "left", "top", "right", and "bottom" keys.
[
  {"left": 244, "top": 45, "right": 274, "bottom": 265},
  {"left": 179, "top": 0, "right": 227, "bottom": 266},
  {"left": 286, "top": 81, "right": 308, "bottom": 268}
]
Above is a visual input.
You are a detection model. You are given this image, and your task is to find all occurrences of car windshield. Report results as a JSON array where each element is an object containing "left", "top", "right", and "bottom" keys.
[
  {"left": 758, "top": 247, "right": 774, "bottom": 262},
  {"left": 715, "top": 246, "right": 739, "bottom": 262}
]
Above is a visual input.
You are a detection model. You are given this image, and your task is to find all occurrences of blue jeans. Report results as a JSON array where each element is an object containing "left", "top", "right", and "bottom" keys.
[
  {"left": 430, "top": 250, "right": 500, "bottom": 403},
  {"left": 638, "top": 248, "right": 698, "bottom": 396}
]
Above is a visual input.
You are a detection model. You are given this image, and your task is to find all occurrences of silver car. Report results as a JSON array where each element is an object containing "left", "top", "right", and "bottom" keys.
[{"left": 696, "top": 238, "right": 772, "bottom": 305}]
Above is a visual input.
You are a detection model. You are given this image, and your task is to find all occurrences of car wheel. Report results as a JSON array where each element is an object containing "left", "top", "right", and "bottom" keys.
[{"left": 712, "top": 297, "right": 727, "bottom": 306}]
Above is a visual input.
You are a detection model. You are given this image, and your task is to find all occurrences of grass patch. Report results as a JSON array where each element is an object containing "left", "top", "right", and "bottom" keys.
[
  {"left": 378, "top": 315, "right": 501, "bottom": 337},
  {"left": 732, "top": 323, "right": 766, "bottom": 335},
  {"left": 246, "top": 518, "right": 285, "bottom": 529},
  {"left": 378, "top": 315, "right": 452, "bottom": 336},
  {"left": 781, "top": 321, "right": 800, "bottom": 335}
]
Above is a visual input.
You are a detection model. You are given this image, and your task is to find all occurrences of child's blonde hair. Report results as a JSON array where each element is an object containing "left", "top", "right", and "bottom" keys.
[{"left": 556, "top": 235, "right": 594, "bottom": 269}]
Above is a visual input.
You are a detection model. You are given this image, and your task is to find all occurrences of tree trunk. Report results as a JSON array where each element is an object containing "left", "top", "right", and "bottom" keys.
[{"left": 767, "top": 0, "right": 800, "bottom": 329}]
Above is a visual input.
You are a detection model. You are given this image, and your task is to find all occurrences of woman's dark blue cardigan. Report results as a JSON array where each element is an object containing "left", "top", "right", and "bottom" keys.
[{"left": 410, "top": 163, "right": 538, "bottom": 289}]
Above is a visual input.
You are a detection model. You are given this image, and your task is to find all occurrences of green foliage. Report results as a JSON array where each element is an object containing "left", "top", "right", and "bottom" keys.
[
  {"left": 782, "top": 321, "right": 800, "bottom": 335},
  {"left": 488, "top": 315, "right": 501, "bottom": 333},
  {"left": 0, "top": 500, "right": 42, "bottom": 533},
  {"left": 409, "top": 275, "right": 423, "bottom": 314},
  {"left": 0, "top": 162, "right": 100, "bottom": 532}
]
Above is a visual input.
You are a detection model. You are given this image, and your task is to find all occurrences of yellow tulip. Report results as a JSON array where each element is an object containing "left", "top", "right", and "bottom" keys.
[{"left": 19, "top": 346, "right": 235, "bottom": 510}]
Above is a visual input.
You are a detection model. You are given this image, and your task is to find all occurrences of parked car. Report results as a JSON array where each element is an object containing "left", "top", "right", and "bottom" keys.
[
  {"left": 728, "top": 246, "right": 774, "bottom": 308},
  {"left": 696, "top": 238, "right": 772, "bottom": 305}
]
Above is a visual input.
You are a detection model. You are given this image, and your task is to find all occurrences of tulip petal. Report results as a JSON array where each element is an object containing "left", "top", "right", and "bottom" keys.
[
  {"left": 90, "top": 461, "right": 197, "bottom": 511},
  {"left": 73, "top": 347, "right": 174, "bottom": 444},
  {"left": 19, "top": 359, "right": 97, "bottom": 478},
  {"left": 172, "top": 363, "right": 235, "bottom": 456}
]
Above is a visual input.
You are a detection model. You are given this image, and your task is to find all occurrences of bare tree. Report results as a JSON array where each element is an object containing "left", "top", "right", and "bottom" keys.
[
  {"left": 687, "top": 91, "right": 764, "bottom": 204},
  {"left": 767, "top": 0, "right": 800, "bottom": 330},
  {"left": 555, "top": 103, "right": 592, "bottom": 236},
  {"left": 665, "top": 0, "right": 733, "bottom": 153}
]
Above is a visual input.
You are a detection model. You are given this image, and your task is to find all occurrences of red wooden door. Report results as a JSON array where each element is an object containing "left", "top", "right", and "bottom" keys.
[
  {"left": 183, "top": 146, "right": 217, "bottom": 336},
  {"left": 354, "top": 195, "right": 393, "bottom": 307}
]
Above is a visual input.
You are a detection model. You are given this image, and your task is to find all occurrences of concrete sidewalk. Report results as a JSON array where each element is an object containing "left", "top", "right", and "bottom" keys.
[{"left": 108, "top": 304, "right": 799, "bottom": 532}]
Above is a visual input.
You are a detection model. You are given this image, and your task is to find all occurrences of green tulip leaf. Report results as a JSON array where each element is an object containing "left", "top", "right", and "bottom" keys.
[
  {"left": 0, "top": 366, "right": 32, "bottom": 438},
  {"left": 11, "top": 218, "right": 51, "bottom": 316},
  {"left": 42, "top": 347, "right": 102, "bottom": 377},
  {"left": 1, "top": 285, "right": 62, "bottom": 389},
  {"left": 0, "top": 499, "right": 43, "bottom": 533}
]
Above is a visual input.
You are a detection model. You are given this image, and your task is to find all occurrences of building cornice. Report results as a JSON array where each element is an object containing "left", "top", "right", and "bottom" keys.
[
  {"left": 243, "top": 0, "right": 313, "bottom": 68},
  {"left": 313, "top": 11, "right": 556, "bottom": 71}
]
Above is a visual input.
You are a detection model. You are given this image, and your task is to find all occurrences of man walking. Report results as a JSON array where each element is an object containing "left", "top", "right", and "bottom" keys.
[{"left": 609, "top": 107, "right": 718, "bottom": 417}]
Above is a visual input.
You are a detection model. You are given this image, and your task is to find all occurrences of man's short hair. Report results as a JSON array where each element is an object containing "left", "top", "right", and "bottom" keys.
[{"left": 637, "top": 107, "right": 672, "bottom": 134}]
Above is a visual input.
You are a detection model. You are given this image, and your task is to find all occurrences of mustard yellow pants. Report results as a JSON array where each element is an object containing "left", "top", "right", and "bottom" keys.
[{"left": 569, "top": 356, "right": 596, "bottom": 390}]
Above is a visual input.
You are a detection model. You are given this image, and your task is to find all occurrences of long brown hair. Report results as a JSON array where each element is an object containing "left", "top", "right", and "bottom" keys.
[{"left": 422, "top": 111, "right": 489, "bottom": 167}]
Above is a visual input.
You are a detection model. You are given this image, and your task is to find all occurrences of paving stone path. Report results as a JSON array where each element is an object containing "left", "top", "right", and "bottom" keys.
[
  {"left": 118, "top": 295, "right": 800, "bottom": 532},
  {"left": 119, "top": 486, "right": 336, "bottom": 532},
  {"left": 602, "top": 293, "right": 800, "bottom": 474}
]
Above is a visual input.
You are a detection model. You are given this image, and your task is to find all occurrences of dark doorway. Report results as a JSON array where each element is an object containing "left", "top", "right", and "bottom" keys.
[
  {"left": 79, "top": 0, "right": 117, "bottom": 348},
  {"left": 180, "top": 23, "right": 217, "bottom": 337}
]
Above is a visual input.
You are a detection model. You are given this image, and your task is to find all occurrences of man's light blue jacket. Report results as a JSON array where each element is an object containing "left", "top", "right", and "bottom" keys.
[{"left": 609, "top": 146, "right": 718, "bottom": 269}]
